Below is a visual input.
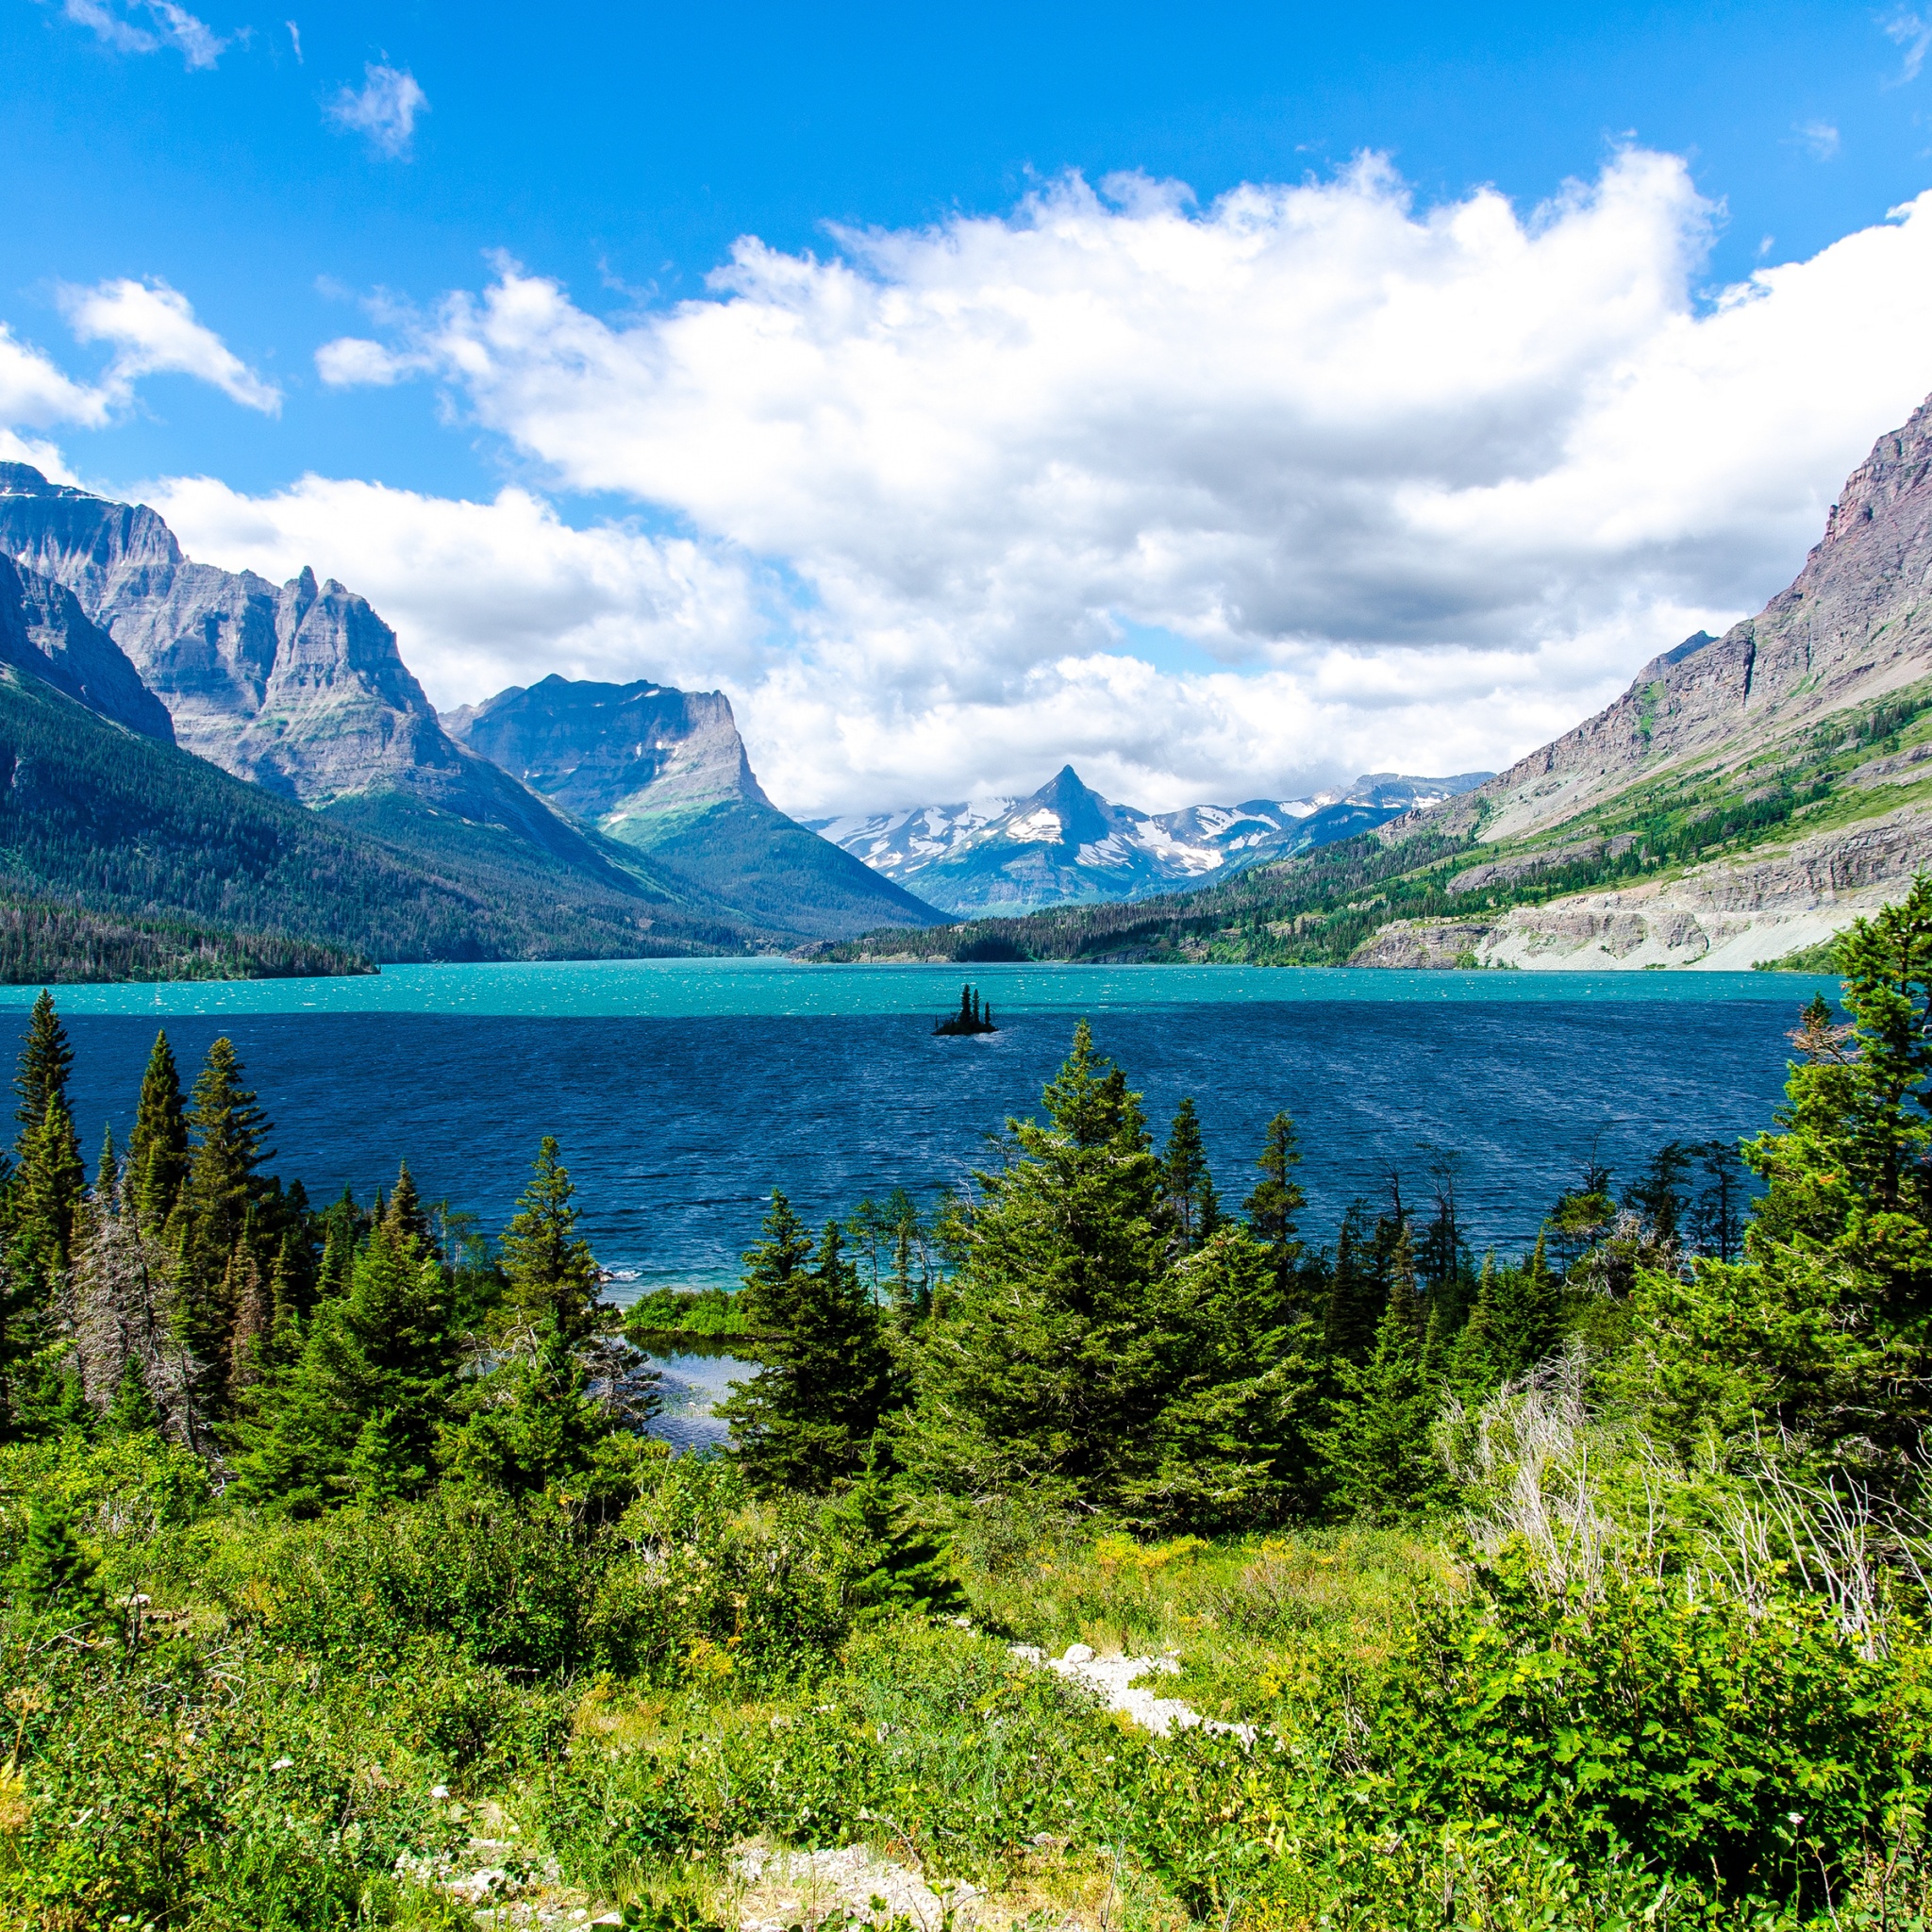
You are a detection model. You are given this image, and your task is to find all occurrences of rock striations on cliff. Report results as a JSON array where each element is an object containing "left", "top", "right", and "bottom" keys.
[
  {"left": 1353, "top": 392, "right": 1932, "bottom": 967},
  {"left": 0, "top": 552, "right": 173, "bottom": 742},
  {"left": 0, "top": 464, "right": 629, "bottom": 884}
]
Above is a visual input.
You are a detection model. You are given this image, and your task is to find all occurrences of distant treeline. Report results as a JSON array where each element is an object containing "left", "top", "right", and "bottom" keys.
[{"left": 0, "top": 889, "right": 371, "bottom": 983}]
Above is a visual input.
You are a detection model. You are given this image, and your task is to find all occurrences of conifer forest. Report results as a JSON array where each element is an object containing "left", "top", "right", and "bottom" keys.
[{"left": 10, "top": 888, "right": 1932, "bottom": 1929}]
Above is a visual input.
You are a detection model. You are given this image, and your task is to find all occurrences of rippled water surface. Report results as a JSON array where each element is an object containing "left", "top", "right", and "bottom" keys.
[{"left": 27, "top": 958, "right": 1836, "bottom": 1291}]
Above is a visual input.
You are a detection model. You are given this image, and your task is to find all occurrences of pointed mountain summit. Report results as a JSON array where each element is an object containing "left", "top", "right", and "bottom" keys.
[
  {"left": 443, "top": 675, "right": 941, "bottom": 939},
  {"left": 814, "top": 765, "right": 1489, "bottom": 916}
]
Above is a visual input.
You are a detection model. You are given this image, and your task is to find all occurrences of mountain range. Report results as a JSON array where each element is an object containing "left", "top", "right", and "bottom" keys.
[
  {"left": 0, "top": 464, "right": 940, "bottom": 971},
  {"left": 809, "top": 390, "right": 1932, "bottom": 971},
  {"left": 809, "top": 766, "right": 1489, "bottom": 917}
]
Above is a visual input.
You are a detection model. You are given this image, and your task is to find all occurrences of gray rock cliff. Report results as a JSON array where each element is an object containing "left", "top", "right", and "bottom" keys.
[{"left": 0, "top": 553, "right": 174, "bottom": 741}]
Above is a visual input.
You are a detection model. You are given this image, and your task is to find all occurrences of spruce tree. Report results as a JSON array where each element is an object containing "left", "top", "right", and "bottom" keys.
[
  {"left": 901, "top": 1022, "right": 1173, "bottom": 1507},
  {"left": 232, "top": 1219, "right": 461, "bottom": 1513},
  {"left": 1320, "top": 1201, "right": 1384, "bottom": 1365},
  {"left": 385, "top": 1161, "right": 432, "bottom": 1249},
  {"left": 5, "top": 1498, "right": 103, "bottom": 1621},
  {"left": 1127, "top": 1223, "right": 1322, "bottom": 1530},
  {"left": 1159, "top": 1098, "right": 1220, "bottom": 1253},
  {"left": 1621, "top": 881, "right": 1932, "bottom": 1486},
  {"left": 498, "top": 1136, "right": 604, "bottom": 1347},
  {"left": 12, "top": 991, "right": 73, "bottom": 1144},
  {"left": 1316, "top": 1291, "right": 1451, "bottom": 1524},
  {"left": 11, "top": 1094, "right": 85, "bottom": 1290},
  {"left": 717, "top": 1198, "right": 897, "bottom": 1492},
  {"left": 127, "top": 1029, "right": 189, "bottom": 1229},
  {"left": 105, "top": 1358, "right": 161, "bottom": 1436},
  {"left": 174, "top": 1039, "right": 272, "bottom": 1364},
  {"left": 1242, "top": 1110, "right": 1307, "bottom": 1297}
]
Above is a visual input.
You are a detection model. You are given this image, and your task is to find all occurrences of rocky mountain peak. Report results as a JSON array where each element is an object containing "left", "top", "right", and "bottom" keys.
[
  {"left": 1817, "top": 392, "right": 1932, "bottom": 554},
  {"left": 443, "top": 675, "right": 772, "bottom": 820},
  {"left": 1417, "top": 386, "right": 1932, "bottom": 848}
]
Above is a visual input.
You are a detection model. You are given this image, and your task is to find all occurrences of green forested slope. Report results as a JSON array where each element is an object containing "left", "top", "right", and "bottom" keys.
[
  {"left": 810, "top": 681, "right": 1932, "bottom": 965},
  {"left": 0, "top": 666, "right": 758, "bottom": 974}
]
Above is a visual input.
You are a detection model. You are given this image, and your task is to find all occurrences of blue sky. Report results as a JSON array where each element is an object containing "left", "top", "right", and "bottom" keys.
[{"left": 7, "top": 0, "right": 1932, "bottom": 810}]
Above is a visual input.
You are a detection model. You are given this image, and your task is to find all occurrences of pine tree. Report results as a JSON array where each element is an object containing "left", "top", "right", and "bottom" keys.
[
  {"left": 11, "top": 1095, "right": 85, "bottom": 1290},
  {"left": 900, "top": 1022, "right": 1173, "bottom": 1507},
  {"left": 1621, "top": 881, "right": 1932, "bottom": 1486},
  {"left": 1316, "top": 1292, "right": 1451, "bottom": 1524},
  {"left": 232, "top": 1219, "right": 461, "bottom": 1513},
  {"left": 385, "top": 1161, "right": 432, "bottom": 1249},
  {"left": 1125, "top": 1223, "right": 1322, "bottom": 1530},
  {"left": 823, "top": 1444, "right": 966, "bottom": 1619},
  {"left": 127, "top": 1030, "right": 189, "bottom": 1228},
  {"left": 5, "top": 1498, "right": 103, "bottom": 1621},
  {"left": 1242, "top": 1110, "right": 1307, "bottom": 1297},
  {"left": 12, "top": 991, "right": 73, "bottom": 1145},
  {"left": 173, "top": 1039, "right": 272, "bottom": 1374},
  {"left": 105, "top": 1358, "right": 160, "bottom": 1436},
  {"left": 717, "top": 1198, "right": 898, "bottom": 1492},
  {"left": 1320, "top": 1201, "right": 1384, "bottom": 1366},
  {"left": 498, "top": 1136, "right": 604, "bottom": 1347},
  {"left": 1159, "top": 1098, "right": 1220, "bottom": 1253}
]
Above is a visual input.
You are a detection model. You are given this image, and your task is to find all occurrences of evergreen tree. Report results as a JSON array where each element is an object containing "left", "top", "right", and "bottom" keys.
[
  {"left": 900, "top": 1022, "right": 1173, "bottom": 1507},
  {"left": 4, "top": 1498, "right": 103, "bottom": 1621},
  {"left": 12, "top": 991, "right": 73, "bottom": 1144},
  {"left": 232, "top": 1219, "right": 461, "bottom": 1513},
  {"left": 823, "top": 1444, "right": 966, "bottom": 1619},
  {"left": 11, "top": 1095, "right": 85, "bottom": 1291},
  {"left": 498, "top": 1136, "right": 603, "bottom": 1347},
  {"left": 1624, "top": 1141, "right": 1696, "bottom": 1247},
  {"left": 7, "top": 991, "right": 83, "bottom": 1305},
  {"left": 1124, "top": 1224, "right": 1322, "bottom": 1530},
  {"left": 105, "top": 1358, "right": 160, "bottom": 1437},
  {"left": 1316, "top": 1291, "right": 1451, "bottom": 1524},
  {"left": 718, "top": 1198, "right": 897, "bottom": 1492},
  {"left": 174, "top": 1039, "right": 272, "bottom": 1372},
  {"left": 1242, "top": 1110, "right": 1307, "bottom": 1297},
  {"left": 1688, "top": 1139, "right": 1749, "bottom": 1261},
  {"left": 385, "top": 1160, "right": 432, "bottom": 1248},
  {"left": 1159, "top": 1097, "right": 1220, "bottom": 1253},
  {"left": 1622, "top": 883, "right": 1932, "bottom": 1489},
  {"left": 126, "top": 1029, "right": 189, "bottom": 1228},
  {"left": 1320, "top": 1201, "right": 1384, "bottom": 1365}
]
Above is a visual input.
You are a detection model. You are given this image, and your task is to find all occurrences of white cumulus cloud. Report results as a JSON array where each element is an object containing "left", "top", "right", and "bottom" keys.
[
  {"left": 58, "top": 278, "right": 281, "bottom": 414},
  {"left": 288, "top": 149, "right": 1932, "bottom": 812},
  {"left": 0, "top": 324, "right": 114, "bottom": 430},
  {"left": 142, "top": 473, "right": 773, "bottom": 713},
  {"left": 326, "top": 62, "right": 427, "bottom": 158}
]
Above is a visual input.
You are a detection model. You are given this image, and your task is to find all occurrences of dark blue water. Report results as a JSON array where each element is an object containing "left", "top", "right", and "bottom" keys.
[{"left": 41, "top": 966, "right": 1824, "bottom": 1293}]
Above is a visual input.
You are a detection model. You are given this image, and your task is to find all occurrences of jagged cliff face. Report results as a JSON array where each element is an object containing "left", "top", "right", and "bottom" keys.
[
  {"left": 443, "top": 675, "right": 771, "bottom": 823},
  {"left": 0, "top": 463, "right": 478, "bottom": 807},
  {"left": 1435, "top": 398, "right": 1932, "bottom": 847},
  {"left": 0, "top": 554, "right": 173, "bottom": 741}
]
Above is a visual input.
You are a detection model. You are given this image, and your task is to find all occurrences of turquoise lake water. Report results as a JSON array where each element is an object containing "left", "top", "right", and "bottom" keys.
[{"left": 29, "top": 958, "right": 1838, "bottom": 1296}]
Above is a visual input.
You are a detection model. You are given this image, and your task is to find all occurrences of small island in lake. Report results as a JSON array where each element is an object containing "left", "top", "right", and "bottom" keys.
[{"left": 934, "top": 982, "right": 999, "bottom": 1034}]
